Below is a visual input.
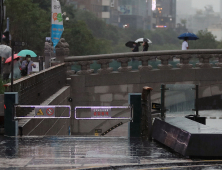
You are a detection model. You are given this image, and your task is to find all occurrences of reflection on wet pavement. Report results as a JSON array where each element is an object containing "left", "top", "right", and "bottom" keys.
[{"left": 1, "top": 135, "right": 221, "bottom": 169}]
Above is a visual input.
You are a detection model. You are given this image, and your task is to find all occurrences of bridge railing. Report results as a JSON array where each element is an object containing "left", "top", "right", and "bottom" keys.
[
  {"left": 4, "top": 63, "right": 66, "bottom": 105},
  {"left": 64, "top": 50, "right": 222, "bottom": 75}
]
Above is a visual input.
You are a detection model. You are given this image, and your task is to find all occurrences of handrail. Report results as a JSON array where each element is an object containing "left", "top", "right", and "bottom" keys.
[
  {"left": 64, "top": 49, "right": 222, "bottom": 62},
  {"left": 64, "top": 49, "right": 222, "bottom": 75}
]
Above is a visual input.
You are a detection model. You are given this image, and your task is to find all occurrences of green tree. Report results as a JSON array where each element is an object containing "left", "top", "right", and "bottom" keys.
[
  {"left": 5, "top": 0, "right": 50, "bottom": 55},
  {"left": 75, "top": 10, "right": 119, "bottom": 45},
  {"left": 189, "top": 30, "right": 219, "bottom": 49},
  {"left": 63, "top": 21, "right": 111, "bottom": 56}
]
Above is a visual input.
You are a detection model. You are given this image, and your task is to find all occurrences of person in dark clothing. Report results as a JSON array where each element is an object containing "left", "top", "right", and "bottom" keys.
[
  {"left": 143, "top": 41, "right": 149, "bottom": 51},
  {"left": 132, "top": 43, "right": 139, "bottom": 52}
]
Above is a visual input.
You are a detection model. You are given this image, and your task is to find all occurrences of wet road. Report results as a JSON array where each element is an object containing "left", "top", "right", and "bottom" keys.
[
  {"left": 1, "top": 110, "right": 222, "bottom": 169},
  {"left": 1, "top": 135, "right": 222, "bottom": 170}
]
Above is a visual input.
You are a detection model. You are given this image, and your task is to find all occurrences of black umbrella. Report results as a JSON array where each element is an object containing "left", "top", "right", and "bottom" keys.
[{"left": 125, "top": 41, "right": 140, "bottom": 48}]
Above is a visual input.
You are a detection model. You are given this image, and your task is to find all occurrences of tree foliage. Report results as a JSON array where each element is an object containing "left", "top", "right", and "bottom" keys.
[
  {"left": 5, "top": 0, "right": 50, "bottom": 55},
  {"left": 189, "top": 30, "right": 219, "bottom": 49},
  {"left": 63, "top": 21, "right": 111, "bottom": 55}
]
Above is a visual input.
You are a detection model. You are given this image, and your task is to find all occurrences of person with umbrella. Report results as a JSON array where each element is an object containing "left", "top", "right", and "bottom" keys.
[
  {"left": 178, "top": 32, "right": 199, "bottom": 50},
  {"left": 21, "top": 55, "right": 36, "bottom": 76},
  {"left": 7, "top": 54, "right": 21, "bottom": 80},
  {"left": 142, "top": 38, "right": 149, "bottom": 51},
  {"left": 132, "top": 42, "right": 139, "bottom": 52},
  {"left": 18, "top": 50, "right": 37, "bottom": 76},
  {"left": 0, "top": 45, "right": 12, "bottom": 80}
]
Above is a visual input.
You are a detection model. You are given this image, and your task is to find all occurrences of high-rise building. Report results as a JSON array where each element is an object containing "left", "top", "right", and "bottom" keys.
[
  {"left": 67, "top": 0, "right": 120, "bottom": 25},
  {"left": 155, "top": 0, "right": 176, "bottom": 29},
  {"left": 118, "top": 0, "right": 156, "bottom": 30},
  {"left": 67, "top": 0, "right": 157, "bottom": 30}
]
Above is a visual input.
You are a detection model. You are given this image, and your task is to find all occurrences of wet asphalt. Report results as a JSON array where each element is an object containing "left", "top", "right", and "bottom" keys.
[{"left": 0, "top": 135, "right": 222, "bottom": 170}]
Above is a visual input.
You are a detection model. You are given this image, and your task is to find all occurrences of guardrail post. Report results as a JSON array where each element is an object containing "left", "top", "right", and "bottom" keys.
[
  {"left": 157, "top": 55, "right": 173, "bottom": 70},
  {"left": 117, "top": 58, "right": 132, "bottom": 72},
  {"left": 215, "top": 54, "right": 222, "bottom": 67},
  {"left": 136, "top": 56, "right": 154, "bottom": 71},
  {"left": 77, "top": 61, "right": 94, "bottom": 75},
  {"left": 65, "top": 62, "right": 75, "bottom": 78},
  {"left": 176, "top": 54, "right": 193, "bottom": 69},
  {"left": 196, "top": 54, "right": 213, "bottom": 68},
  {"left": 141, "top": 86, "right": 153, "bottom": 140},
  {"left": 97, "top": 59, "right": 113, "bottom": 74}
]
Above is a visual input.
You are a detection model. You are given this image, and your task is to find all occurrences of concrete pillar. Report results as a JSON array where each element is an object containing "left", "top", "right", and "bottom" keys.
[
  {"left": 55, "top": 38, "right": 70, "bottom": 64},
  {"left": 141, "top": 86, "right": 153, "bottom": 140},
  {"left": 44, "top": 42, "right": 54, "bottom": 69}
]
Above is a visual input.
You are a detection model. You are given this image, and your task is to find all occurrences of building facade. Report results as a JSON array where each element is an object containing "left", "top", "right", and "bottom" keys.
[
  {"left": 155, "top": 0, "right": 176, "bottom": 29},
  {"left": 67, "top": 0, "right": 120, "bottom": 25},
  {"left": 118, "top": 0, "right": 157, "bottom": 30},
  {"left": 67, "top": 0, "right": 177, "bottom": 30}
]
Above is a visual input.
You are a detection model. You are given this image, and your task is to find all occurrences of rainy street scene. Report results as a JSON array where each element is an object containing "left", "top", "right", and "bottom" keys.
[{"left": 2, "top": 0, "right": 222, "bottom": 169}]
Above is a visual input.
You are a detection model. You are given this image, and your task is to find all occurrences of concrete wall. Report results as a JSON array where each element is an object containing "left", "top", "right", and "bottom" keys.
[{"left": 70, "top": 68, "right": 222, "bottom": 134}]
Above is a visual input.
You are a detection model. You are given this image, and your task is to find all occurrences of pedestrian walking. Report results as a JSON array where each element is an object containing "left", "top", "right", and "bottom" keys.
[
  {"left": 9, "top": 58, "right": 21, "bottom": 80},
  {"left": 2, "top": 59, "right": 10, "bottom": 81},
  {"left": 21, "top": 55, "right": 36, "bottom": 76},
  {"left": 142, "top": 40, "right": 149, "bottom": 51},
  {"left": 182, "top": 37, "right": 189, "bottom": 50},
  {"left": 132, "top": 42, "right": 139, "bottom": 52}
]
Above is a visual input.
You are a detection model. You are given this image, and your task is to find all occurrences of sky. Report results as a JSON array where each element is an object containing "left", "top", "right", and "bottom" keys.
[{"left": 191, "top": 0, "right": 220, "bottom": 12}]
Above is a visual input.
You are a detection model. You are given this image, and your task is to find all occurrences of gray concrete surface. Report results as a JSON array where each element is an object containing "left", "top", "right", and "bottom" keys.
[{"left": 70, "top": 68, "right": 222, "bottom": 135}]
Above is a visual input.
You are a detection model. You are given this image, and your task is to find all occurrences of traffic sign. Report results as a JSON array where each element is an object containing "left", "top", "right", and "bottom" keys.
[
  {"left": 46, "top": 108, "right": 54, "bottom": 116},
  {"left": 37, "top": 109, "right": 44, "bottom": 116}
]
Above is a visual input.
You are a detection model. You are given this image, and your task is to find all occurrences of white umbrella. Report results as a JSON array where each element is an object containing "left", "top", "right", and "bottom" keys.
[
  {"left": 135, "top": 38, "right": 152, "bottom": 44},
  {"left": 0, "top": 45, "right": 12, "bottom": 58}
]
